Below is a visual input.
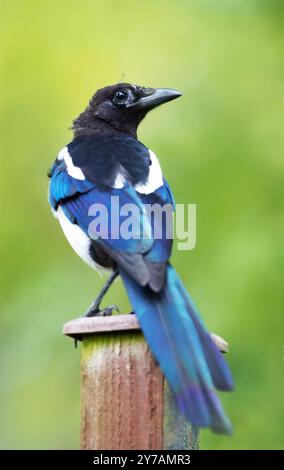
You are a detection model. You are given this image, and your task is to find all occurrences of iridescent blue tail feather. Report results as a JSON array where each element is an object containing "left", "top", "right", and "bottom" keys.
[{"left": 120, "top": 264, "right": 233, "bottom": 434}]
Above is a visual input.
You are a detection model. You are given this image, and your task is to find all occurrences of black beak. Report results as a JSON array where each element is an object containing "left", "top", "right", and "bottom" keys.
[{"left": 134, "top": 87, "right": 182, "bottom": 110}]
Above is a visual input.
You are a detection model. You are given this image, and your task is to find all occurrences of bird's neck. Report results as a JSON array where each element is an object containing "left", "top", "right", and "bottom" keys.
[{"left": 72, "top": 111, "right": 138, "bottom": 139}]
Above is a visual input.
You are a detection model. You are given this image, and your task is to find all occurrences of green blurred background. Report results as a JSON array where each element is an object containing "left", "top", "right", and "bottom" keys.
[{"left": 0, "top": 0, "right": 283, "bottom": 449}]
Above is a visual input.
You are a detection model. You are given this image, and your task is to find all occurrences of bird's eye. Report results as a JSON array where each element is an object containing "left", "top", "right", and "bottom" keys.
[
  {"left": 112, "top": 89, "right": 129, "bottom": 105},
  {"left": 115, "top": 90, "right": 127, "bottom": 100}
]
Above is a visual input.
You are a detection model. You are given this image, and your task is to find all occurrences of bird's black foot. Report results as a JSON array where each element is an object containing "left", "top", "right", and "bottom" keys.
[{"left": 82, "top": 304, "right": 120, "bottom": 318}]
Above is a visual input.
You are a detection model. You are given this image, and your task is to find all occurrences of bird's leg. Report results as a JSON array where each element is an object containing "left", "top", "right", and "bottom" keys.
[{"left": 82, "top": 270, "right": 119, "bottom": 318}]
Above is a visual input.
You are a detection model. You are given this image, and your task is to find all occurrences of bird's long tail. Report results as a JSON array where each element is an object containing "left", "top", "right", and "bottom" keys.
[{"left": 119, "top": 264, "right": 233, "bottom": 434}]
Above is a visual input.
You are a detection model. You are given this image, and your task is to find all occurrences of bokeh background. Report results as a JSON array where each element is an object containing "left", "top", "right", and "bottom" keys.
[{"left": 0, "top": 0, "right": 283, "bottom": 449}]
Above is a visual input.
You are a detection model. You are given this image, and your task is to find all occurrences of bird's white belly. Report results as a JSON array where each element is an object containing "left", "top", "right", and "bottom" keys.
[{"left": 56, "top": 206, "right": 105, "bottom": 275}]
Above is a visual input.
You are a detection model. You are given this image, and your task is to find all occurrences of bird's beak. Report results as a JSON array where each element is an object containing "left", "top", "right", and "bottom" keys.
[{"left": 134, "top": 87, "right": 182, "bottom": 110}]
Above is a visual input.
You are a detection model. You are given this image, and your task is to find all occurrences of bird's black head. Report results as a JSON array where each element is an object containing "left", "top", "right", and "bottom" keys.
[{"left": 72, "top": 83, "right": 182, "bottom": 137}]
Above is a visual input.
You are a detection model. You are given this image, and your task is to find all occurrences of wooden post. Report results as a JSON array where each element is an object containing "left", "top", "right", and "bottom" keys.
[{"left": 63, "top": 314, "right": 228, "bottom": 450}]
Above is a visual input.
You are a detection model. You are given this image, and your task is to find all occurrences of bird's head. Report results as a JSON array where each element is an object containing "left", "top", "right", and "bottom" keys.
[{"left": 72, "top": 83, "right": 182, "bottom": 137}]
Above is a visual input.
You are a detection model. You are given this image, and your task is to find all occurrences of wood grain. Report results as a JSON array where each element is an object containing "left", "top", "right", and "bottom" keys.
[{"left": 81, "top": 332, "right": 163, "bottom": 450}]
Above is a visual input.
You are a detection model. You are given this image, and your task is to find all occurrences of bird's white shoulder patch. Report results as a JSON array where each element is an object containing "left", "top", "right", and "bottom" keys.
[
  {"left": 51, "top": 207, "right": 58, "bottom": 219},
  {"left": 113, "top": 172, "right": 126, "bottom": 189},
  {"left": 58, "top": 146, "right": 85, "bottom": 181},
  {"left": 135, "top": 149, "right": 163, "bottom": 194},
  {"left": 56, "top": 206, "right": 105, "bottom": 275}
]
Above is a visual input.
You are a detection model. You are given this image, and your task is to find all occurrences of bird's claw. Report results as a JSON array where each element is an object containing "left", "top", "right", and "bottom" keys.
[
  {"left": 82, "top": 304, "right": 120, "bottom": 318},
  {"left": 100, "top": 304, "right": 120, "bottom": 316}
]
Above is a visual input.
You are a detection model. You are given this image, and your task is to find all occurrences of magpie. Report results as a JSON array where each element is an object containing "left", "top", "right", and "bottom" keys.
[{"left": 48, "top": 83, "right": 233, "bottom": 434}]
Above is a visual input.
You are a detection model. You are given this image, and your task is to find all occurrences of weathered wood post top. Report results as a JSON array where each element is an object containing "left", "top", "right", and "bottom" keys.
[{"left": 63, "top": 314, "right": 228, "bottom": 450}]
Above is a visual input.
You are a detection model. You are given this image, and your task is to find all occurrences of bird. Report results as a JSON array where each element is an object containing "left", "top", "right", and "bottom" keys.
[{"left": 48, "top": 83, "right": 233, "bottom": 434}]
